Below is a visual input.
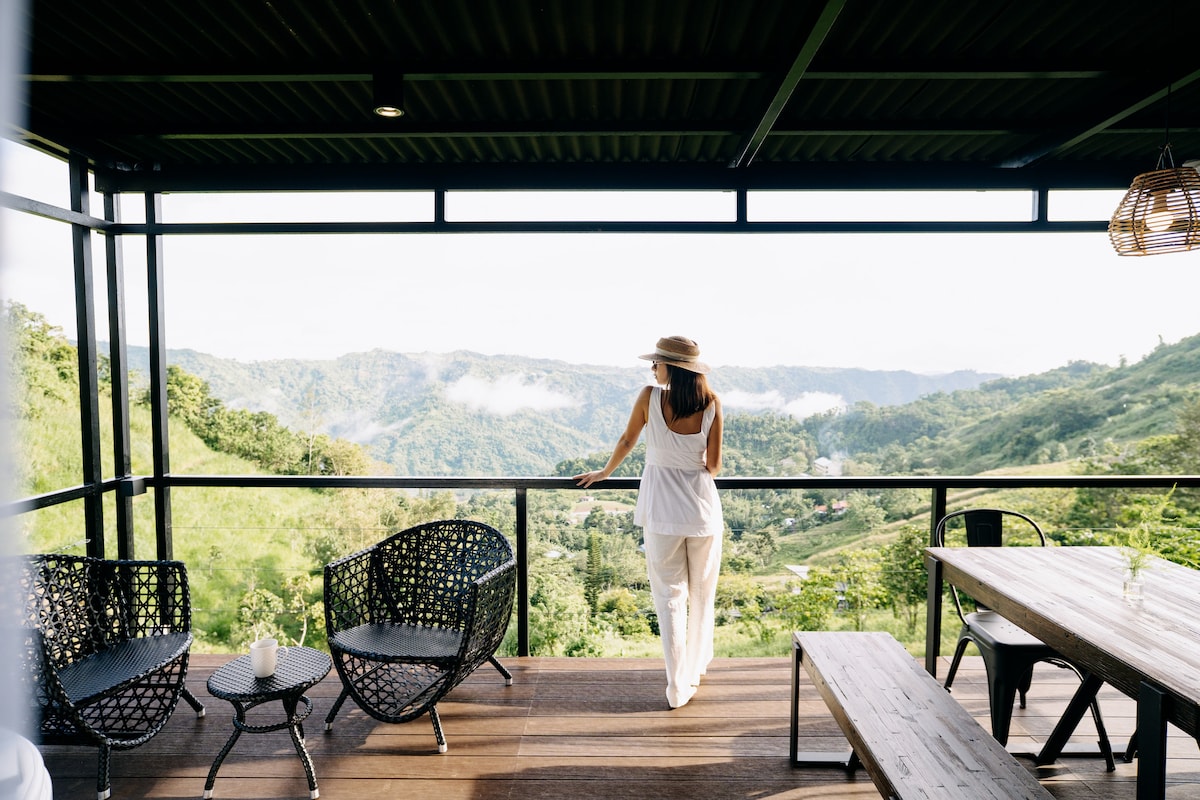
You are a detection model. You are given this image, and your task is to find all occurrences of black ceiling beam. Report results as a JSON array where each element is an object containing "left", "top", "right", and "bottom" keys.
[
  {"left": 728, "top": 0, "right": 847, "bottom": 169},
  {"left": 92, "top": 160, "right": 1145, "bottom": 195},
  {"left": 1000, "top": 65, "right": 1200, "bottom": 168},
  {"left": 105, "top": 220, "right": 1109, "bottom": 236},
  {"left": 23, "top": 68, "right": 767, "bottom": 83},
  {"left": 22, "top": 69, "right": 1110, "bottom": 84}
]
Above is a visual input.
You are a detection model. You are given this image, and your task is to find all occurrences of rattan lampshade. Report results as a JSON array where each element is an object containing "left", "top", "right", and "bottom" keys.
[{"left": 1108, "top": 164, "right": 1200, "bottom": 256}]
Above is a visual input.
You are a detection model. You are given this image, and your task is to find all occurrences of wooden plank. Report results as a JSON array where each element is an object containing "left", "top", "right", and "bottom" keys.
[{"left": 795, "top": 631, "right": 1054, "bottom": 800}]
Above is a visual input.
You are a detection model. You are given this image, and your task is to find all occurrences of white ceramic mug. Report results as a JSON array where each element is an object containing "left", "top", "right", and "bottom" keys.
[{"left": 249, "top": 637, "right": 289, "bottom": 678}]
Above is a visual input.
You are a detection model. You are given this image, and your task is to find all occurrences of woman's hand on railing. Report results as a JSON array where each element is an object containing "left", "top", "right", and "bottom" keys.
[{"left": 573, "top": 469, "right": 608, "bottom": 489}]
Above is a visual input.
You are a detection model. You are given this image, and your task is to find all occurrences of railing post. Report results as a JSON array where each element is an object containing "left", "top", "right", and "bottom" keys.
[
  {"left": 925, "top": 485, "right": 948, "bottom": 674},
  {"left": 516, "top": 486, "right": 529, "bottom": 656},
  {"left": 929, "top": 485, "right": 947, "bottom": 546}
]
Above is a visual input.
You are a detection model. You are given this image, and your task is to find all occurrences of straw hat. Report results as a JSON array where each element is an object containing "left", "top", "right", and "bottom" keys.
[{"left": 638, "top": 335, "right": 710, "bottom": 374}]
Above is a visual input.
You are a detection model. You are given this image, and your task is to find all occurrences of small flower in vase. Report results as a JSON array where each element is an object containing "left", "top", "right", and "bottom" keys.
[{"left": 1121, "top": 545, "right": 1148, "bottom": 602}]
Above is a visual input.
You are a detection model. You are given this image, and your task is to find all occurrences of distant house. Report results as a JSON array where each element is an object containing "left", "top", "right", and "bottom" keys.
[
  {"left": 785, "top": 565, "right": 811, "bottom": 594},
  {"left": 813, "top": 457, "right": 834, "bottom": 475},
  {"left": 832, "top": 500, "right": 849, "bottom": 515}
]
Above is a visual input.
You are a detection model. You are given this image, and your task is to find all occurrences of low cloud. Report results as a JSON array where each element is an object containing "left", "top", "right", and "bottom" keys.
[
  {"left": 446, "top": 374, "right": 577, "bottom": 415},
  {"left": 723, "top": 389, "right": 846, "bottom": 420}
]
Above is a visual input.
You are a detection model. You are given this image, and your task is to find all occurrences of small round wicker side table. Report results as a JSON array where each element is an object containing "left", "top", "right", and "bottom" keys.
[{"left": 203, "top": 646, "right": 332, "bottom": 800}]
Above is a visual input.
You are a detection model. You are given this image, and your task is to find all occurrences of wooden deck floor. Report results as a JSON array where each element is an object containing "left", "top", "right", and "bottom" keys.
[{"left": 38, "top": 653, "right": 1200, "bottom": 799}]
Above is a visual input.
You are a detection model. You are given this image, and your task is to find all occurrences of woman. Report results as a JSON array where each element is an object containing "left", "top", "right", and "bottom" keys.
[{"left": 575, "top": 335, "right": 723, "bottom": 709}]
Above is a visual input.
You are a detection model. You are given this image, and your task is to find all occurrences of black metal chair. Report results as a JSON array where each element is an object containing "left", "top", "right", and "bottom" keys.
[
  {"left": 936, "top": 509, "right": 1115, "bottom": 770},
  {"left": 322, "top": 519, "right": 516, "bottom": 752},
  {"left": 8, "top": 554, "right": 205, "bottom": 800}
]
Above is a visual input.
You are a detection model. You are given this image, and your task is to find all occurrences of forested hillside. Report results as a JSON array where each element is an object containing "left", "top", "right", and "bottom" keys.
[
  {"left": 17, "top": 303, "right": 1200, "bottom": 661},
  {"left": 126, "top": 345, "right": 996, "bottom": 476},
  {"left": 805, "top": 335, "right": 1200, "bottom": 475}
]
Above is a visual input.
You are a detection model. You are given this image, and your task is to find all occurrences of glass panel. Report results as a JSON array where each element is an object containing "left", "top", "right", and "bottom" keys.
[
  {"left": 3, "top": 209, "right": 84, "bottom": 494},
  {"left": 749, "top": 190, "right": 1033, "bottom": 222},
  {"left": 1049, "top": 189, "right": 1125, "bottom": 221},
  {"left": 0, "top": 140, "right": 69, "bottom": 207},
  {"left": 447, "top": 191, "right": 736, "bottom": 222},
  {"left": 15, "top": 500, "right": 92, "bottom": 556},
  {"left": 162, "top": 192, "right": 434, "bottom": 223}
]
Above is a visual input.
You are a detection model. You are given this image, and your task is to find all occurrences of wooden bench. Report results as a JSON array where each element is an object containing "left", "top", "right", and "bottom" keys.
[{"left": 790, "top": 630, "right": 1053, "bottom": 800}]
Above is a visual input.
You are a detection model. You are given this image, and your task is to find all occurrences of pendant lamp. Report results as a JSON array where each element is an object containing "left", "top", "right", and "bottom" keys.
[{"left": 1108, "top": 147, "right": 1200, "bottom": 256}]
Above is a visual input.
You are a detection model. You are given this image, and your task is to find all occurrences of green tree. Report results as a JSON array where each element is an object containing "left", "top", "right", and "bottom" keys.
[
  {"left": 772, "top": 566, "right": 839, "bottom": 631},
  {"left": 880, "top": 526, "right": 930, "bottom": 634},
  {"left": 585, "top": 532, "right": 603, "bottom": 613},
  {"left": 836, "top": 549, "right": 888, "bottom": 631},
  {"left": 5, "top": 302, "right": 80, "bottom": 415},
  {"left": 842, "top": 491, "right": 886, "bottom": 535}
]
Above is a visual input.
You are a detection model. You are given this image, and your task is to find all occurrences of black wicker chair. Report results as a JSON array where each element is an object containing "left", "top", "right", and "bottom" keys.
[
  {"left": 323, "top": 519, "right": 516, "bottom": 752},
  {"left": 8, "top": 554, "right": 205, "bottom": 800}
]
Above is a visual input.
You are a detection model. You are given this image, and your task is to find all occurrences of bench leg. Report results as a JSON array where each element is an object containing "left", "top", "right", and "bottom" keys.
[{"left": 790, "top": 637, "right": 861, "bottom": 773}]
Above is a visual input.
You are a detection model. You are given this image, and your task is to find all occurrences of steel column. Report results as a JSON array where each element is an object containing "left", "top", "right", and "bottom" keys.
[
  {"left": 69, "top": 154, "right": 104, "bottom": 556},
  {"left": 103, "top": 192, "right": 137, "bottom": 558},
  {"left": 146, "top": 193, "right": 173, "bottom": 559}
]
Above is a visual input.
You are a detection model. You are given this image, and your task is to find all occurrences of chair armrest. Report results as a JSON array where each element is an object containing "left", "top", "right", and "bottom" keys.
[
  {"left": 324, "top": 547, "right": 378, "bottom": 633},
  {"left": 463, "top": 560, "right": 516, "bottom": 658}
]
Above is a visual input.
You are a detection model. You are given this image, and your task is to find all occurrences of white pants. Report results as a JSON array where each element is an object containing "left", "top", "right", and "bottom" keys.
[{"left": 643, "top": 530, "right": 722, "bottom": 707}]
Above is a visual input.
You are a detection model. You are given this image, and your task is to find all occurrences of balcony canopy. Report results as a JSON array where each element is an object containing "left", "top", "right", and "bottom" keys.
[{"left": 15, "top": 0, "right": 1200, "bottom": 196}]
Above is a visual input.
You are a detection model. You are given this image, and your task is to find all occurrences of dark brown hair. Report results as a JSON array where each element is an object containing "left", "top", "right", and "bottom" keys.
[{"left": 664, "top": 365, "right": 715, "bottom": 419}]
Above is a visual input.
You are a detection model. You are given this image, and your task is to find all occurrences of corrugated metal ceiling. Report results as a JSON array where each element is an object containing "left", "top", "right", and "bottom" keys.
[{"left": 13, "top": 0, "right": 1200, "bottom": 192}]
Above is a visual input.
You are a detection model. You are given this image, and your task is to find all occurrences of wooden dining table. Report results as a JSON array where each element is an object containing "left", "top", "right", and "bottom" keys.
[{"left": 924, "top": 545, "right": 1200, "bottom": 800}]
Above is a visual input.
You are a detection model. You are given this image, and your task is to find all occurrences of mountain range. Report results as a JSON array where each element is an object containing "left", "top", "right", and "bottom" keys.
[{"left": 124, "top": 346, "right": 996, "bottom": 475}]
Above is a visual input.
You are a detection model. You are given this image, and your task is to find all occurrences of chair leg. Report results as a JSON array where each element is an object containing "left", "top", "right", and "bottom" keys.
[
  {"left": 987, "top": 674, "right": 1020, "bottom": 746},
  {"left": 1017, "top": 665, "right": 1034, "bottom": 709},
  {"left": 324, "top": 686, "right": 352, "bottom": 731},
  {"left": 489, "top": 655, "right": 513, "bottom": 686},
  {"left": 182, "top": 685, "right": 207, "bottom": 717},
  {"left": 429, "top": 706, "right": 448, "bottom": 753},
  {"left": 943, "top": 637, "right": 971, "bottom": 692},
  {"left": 96, "top": 743, "right": 112, "bottom": 800}
]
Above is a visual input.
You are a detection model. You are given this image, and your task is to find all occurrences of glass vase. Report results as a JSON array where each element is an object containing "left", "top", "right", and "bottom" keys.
[{"left": 1122, "top": 569, "right": 1144, "bottom": 603}]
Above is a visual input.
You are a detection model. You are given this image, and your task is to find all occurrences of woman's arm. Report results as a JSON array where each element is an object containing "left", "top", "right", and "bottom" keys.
[
  {"left": 705, "top": 396, "right": 723, "bottom": 476},
  {"left": 574, "top": 386, "right": 652, "bottom": 488}
]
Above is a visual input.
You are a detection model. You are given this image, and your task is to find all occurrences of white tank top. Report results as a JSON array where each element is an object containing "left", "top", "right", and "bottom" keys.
[{"left": 633, "top": 387, "right": 723, "bottom": 536}]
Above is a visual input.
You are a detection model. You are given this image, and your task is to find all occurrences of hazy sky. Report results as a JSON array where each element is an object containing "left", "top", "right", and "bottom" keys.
[{"left": 4, "top": 138, "right": 1200, "bottom": 378}]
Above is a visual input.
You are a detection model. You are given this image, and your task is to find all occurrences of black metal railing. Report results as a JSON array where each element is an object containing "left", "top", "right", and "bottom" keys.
[{"left": 140, "top": 472, "right": 1200, "bottom": 655}]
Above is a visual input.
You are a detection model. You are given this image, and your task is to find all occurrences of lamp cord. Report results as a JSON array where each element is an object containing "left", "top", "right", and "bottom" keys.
[{"left": 1159, "top": 0, "right": 1175, "bottom": 169}]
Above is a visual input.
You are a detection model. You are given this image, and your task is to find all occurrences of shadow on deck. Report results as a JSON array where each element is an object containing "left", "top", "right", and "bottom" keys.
[{"left": 37, "top": 653, "right": 1200, "bottom": 799}]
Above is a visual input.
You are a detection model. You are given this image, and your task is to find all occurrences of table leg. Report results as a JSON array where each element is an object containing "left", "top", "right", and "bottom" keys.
[
  {"left": 924, "top": 554, "right": 943, "bottom": 677},
  {"left": 790, "top": 636, "right": 800, "bottom": 765},
  {"left": 204, "top": 703, "right": 246, "bottom": 799},
  {"left": 1037, "top": 671, "right": 1103, "bottom": 765},
  {"left": 1137, "top": 682, "right": 1168, "bottom": 800},
  {"left": 283, "top": 695, "right": 321, "bottom": 799}
]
